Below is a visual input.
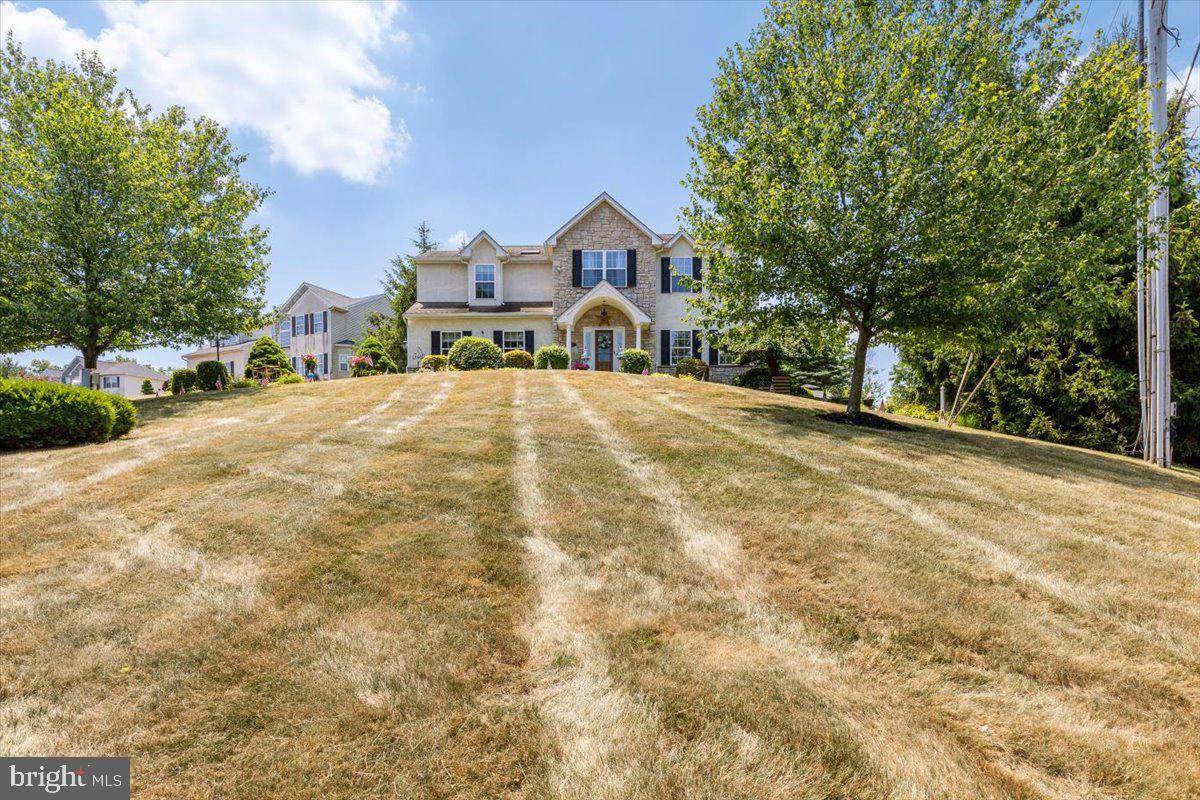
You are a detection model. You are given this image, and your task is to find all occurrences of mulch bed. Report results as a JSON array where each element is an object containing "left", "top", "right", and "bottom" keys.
[{"left": 818, "top": 411, "right": 912, "bottom": 431}]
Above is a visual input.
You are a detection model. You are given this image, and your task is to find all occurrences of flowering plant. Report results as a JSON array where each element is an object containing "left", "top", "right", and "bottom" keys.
[
  {"left": 302, "top": 353, "right": 318, "bottom": 371},
  {"left": 349, "top": 355, "right": 373, "bottom": 368},
  {"left": 570, "top": 360, "right": 590, "bottom": 370}
]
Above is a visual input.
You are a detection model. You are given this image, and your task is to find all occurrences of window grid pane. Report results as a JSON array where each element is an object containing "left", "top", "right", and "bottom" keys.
[
  {"left": 502, "top": 331, "right": 525, "bottom": 352},
  {"left": 440, "top": 332, "right": 461, "bottom": 355},
  {"left": 671, "top": 330, "right": 693, "bottom": 365},
  {"left": 671, "top": 257, "right": 693, "bottom": 293}
]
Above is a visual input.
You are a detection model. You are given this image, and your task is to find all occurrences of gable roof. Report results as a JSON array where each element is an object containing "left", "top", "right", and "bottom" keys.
[
  {"left": 458, "top": 230, "right": 509, "bottom": 259},
  {"left": 62, "top": 355, "right": 168, "bottom": 381},
  {"left": 278, "top": 282, "right": 362, "bottom": 314},
  {"left": 661, "top": 230, "right": 695, "bottom": 248},
  {"left": 545, "top": 192, "right": 664, "bottom": 247},
  {"left": 555, "top": 280, "right": 652, "bottom": 327}
]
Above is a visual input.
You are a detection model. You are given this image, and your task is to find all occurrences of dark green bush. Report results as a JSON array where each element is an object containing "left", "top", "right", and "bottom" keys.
[
  {"left": 448, "top": 336, "right": 502, "bottom": 370},
  {"left": 104, "top": 394, "right": 137, "bottom": 438},
  {"left": 170, "top": 369, "right": 197, "bottom": 395},
  {"left": 141, "top": 379, "right": 154, "bottom": 395},
  {"left": 732, "top": 365, "right": 771, "bottom": 390},
  {"left": 618, "top": 348, "right": 652, "bottom": 374},
  {"left": 353, "top": 335, "right": 398, "bottom": 375},
  {"left": 0, "top": 379, "right": 125, "bottom": 448},
  {"left": 675, "top": 357, "right": 708, "bottom": 381},
  {"left": 534, "top": 344, "right": 569, "bottom": 370},
  {"left": 196, "top": 360, "right": 230, "bottom": 390},
  {"left": 502, "top": 349, "right": 534, "bottom": 369},
  {"left": 246, "top": 336, "right": 293, "bottom": 380},
  {"left": 420, "top": 354, "right": 448, "bottom": 372}
]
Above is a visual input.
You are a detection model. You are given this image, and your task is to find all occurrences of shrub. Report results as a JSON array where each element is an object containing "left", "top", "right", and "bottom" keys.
[
  {"left": 618, "top": 348, "right": 652, "bottom": 374},
  {"left": 787, "top": 375, "right": 815, "bottom": 398},
  {"left": 195, "top": 360, "right": 230, "bottom": 390},
  {"left": 570, "top": 360, "right": 590, "bottom": 370},
  {"left": 104, "top": 394, "right": 137, "bottom": 438},
  {"left": 534, "top": 344, "right": 570, "bottom": 370},
  {"left": 230, "top": 378, "right": 256, "bottom": 389},
  {"left": 888, "top": 402, "right": 939, "bottom": 421},
  {"left": 420, "top": 354, "right": 448, "bottom": 372},
  {"left": 675, "top": 357, "right": 708, "bottom": 381},
  {"left": 273, "top": 373, "right": 303, "bottom": 385},
  {"left": 246, "top": 336, "right": 293, "bottom": 380},
  {"left": 502, "top": 349, "right": 534, "bottom": 369},
  {"left": 353, "top": 335, "right": 398, "bottom": 375},
  {"left": 732, "top": 365, "right": 771, "bottom": 390},
  {"left": 170, "top": 368, "right": 197, "bottom": 395},
  {"left": 0, "top": 379, "right": 121, "bottom": 448},
  {"left": 141, "top": 379, "right": 154, "bottom": 395},
  {"left": 448, "top": 336, "right": 502, "bottom": 371}
]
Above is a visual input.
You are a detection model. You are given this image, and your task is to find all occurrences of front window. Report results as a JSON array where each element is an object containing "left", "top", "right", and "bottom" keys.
[
  {"left": 717, "top": 348, "right": 736, "bottom": 366},
  {"left": 670, "top": 257, "right": 694, "bottom": 293},
  {"left": 313, "top": 313, "right": 325, "bottom": 334},
  {"left": 339, "top": 354, "right": 349, "bottom": 372},
  {"left": 278, "top": 320, "right": 291, "bottom": 346},
  {"left": 294, "top": 314, "right": 307, "bottom": 336},
  {"left": 318, "top": 353, "right": 327, "bottom": 375},
  {"left": 502, "top": 331, "right": 525, "bottom": 352},
  {"left": 226, "top": 361, "right": 236, "bottom": 377},
  {"left": 670, "top": 330, "right": 693, "bottom": 365},
  {"left": 440, "top": 331, "right": 461, "bottom": 355},
  {"left": 101, "top": 376, "right": 120, "bottom": 389},
  {"left": 582, "top": 250, "right": 627, "bottom": 287},
  {"left": 475, "top": 264, "right": 495, "bottom": 299}
]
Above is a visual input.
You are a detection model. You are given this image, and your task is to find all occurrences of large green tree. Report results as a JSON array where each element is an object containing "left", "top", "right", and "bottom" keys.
[
  {"left": 684, "top": 0, "right": 1154, "bottom": 414},
  {"left": 0, "top": 40, "right": 270, "bottom": 386},
  {"left": 368, "top": 221, "right": 436, "bottom": 367}
]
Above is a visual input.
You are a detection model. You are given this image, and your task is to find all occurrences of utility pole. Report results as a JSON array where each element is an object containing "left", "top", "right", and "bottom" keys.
[
  {"left": 1143, "top": 0, "right": 1172, "bottom": 467},
  {"left": 1136, "top": 0, "right": 1149, "bottom": 456}
]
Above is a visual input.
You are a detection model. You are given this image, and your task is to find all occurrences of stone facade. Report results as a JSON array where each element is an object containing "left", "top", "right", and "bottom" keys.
[{"left": 552, "top": 203, "right": 658, "bottom": 349}]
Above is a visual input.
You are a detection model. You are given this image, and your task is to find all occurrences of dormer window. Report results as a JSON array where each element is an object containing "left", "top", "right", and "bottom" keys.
[
  {"left": 474, "top": 264, "right": 495, "bottom": 299},
  {"left": 582, "top": 250, "right": 627, "bottom": 288}
]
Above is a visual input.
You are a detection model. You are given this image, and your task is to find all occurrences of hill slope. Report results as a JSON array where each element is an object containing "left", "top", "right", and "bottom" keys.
[{"left": 2, "top": 371, "right": 1197, "bottom": 799}]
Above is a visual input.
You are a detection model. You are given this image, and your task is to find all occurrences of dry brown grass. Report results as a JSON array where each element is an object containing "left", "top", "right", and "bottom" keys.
[{"left": 2, "top": 371, "right": 1197, "bottom": 799}]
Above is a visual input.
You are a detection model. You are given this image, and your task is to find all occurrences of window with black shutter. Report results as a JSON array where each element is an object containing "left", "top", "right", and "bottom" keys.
[
  {"left": 572, "top": 250, "right": 583, "bottom": 287},
  {"left": 626, "top": 249, "right": 637, "bottom": 286},
  {"left": 660, "top": 258, "right": 671, "bottom": 293}
]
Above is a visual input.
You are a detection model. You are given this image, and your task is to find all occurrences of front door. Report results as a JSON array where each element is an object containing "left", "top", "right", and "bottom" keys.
[{"left": 595, "top": 330, "right": 614, "bottom": 372}]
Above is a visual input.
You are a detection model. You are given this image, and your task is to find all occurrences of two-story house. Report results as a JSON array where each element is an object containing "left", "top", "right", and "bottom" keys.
[
  {"left": 182, "top": 282, "right": 390, "bottom": 380},
  {"left": 404, "top": 193, "right": 745, "bottom": 381}
]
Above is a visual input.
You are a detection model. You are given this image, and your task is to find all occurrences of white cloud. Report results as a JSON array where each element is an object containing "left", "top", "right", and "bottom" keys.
[
  {"left": 447, "top": 229, "right": 469, "bottom": 249},
  {"left": 1, "top": 0, "right": 413, "bottom": 183}
]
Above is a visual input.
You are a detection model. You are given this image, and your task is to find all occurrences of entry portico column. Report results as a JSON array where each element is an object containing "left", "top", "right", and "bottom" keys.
[
  {"left": 635, "top": 324, "right": 642, "bottom": 351},
  {"left": 565, "top": 324, "right": 573, "bottom": 363}
]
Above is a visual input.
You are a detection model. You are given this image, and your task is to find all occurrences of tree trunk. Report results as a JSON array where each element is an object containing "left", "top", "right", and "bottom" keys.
[
  {"left": 845, "top": 328, "right": 872, "bottom": 415},
  {"left": 766, "top": 352, "right": 781, "bottom": 377},
  {"left": 81, "top": 343, "right": 100, "bottom": 390}
]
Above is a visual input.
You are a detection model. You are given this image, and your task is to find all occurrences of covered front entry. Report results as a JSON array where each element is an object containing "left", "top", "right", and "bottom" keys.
[{"left": 556, "top": 281, "right": 653, "bottom": 371}]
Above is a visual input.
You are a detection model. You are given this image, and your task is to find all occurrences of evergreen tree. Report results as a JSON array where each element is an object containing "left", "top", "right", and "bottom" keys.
[
  {"left": 245, "top": 336, "right": 293, "bottom": 380},
  {"left": 368, "top": 222, "right": 436, "bottom": 367}
]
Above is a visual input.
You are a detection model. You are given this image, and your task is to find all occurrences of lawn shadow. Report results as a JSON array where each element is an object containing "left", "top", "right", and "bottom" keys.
[
  {"left": 137, "top": 387, "right": 273, "bottom": 424},
  {"left": 742, "top": 401, "right": 1200, "bottom": 503}
]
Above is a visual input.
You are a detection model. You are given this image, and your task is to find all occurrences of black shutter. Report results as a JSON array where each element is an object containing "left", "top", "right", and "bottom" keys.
[
  {"left": 323, "top": 310, "right": 329, "bottom": 333},
  {"left": 431, "top": 331, "right": 441, "bottom": 355},
  {"left": 626, "top": 249, "right": 637, "bottom": 286},
  {"left": 463, "top": 330, "right": 472, "bottom": 339},
  {"left": 708, "top": 329, "right": 719, "bottom": 366},
  {"left": 660, "top": 258, "right": 671, "bottom": 293},
  {"left": 572, "top": 250, "right": 583, "bottom": 287},
  {"left": 323, "top": 352, "right": 329, "bottom": 374},
  {"left": 692, "top": 330, "right": 701, "bottom": 358},
  {"left": 291, "top": 316, "right": 296, "bottom": 337},
  {"left": 493, "top": 330, "right": 504, "bottom": 347},
  {"left": 524, "top": 330, "right": 535, "bottom": 352},
  {"left": 661, "top": 329, "right": 671, "bottom": 366},
  {"left": 307, "top": 313, "right": 314, "bottom": 334},
  {"left": 692, "top": 257, "right": 702, "bottom": 288}
]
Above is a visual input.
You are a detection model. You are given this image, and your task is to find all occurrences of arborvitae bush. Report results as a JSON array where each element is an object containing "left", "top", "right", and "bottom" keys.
[
  {"left": 246, "top": 336, "right": 293, "bottom": 380},
  {"left": 170, "top": 369, "right": 198, "bottom": 395},
  {"left": 196, "top": 360, "right": 230, "bottom": 390}
]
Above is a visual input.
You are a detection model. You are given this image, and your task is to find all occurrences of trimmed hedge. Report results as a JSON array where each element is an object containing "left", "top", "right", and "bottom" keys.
[
  {"left": 273, "top": 373, "right": 303, "bottom": 385},
  {"left": 502, "top": 349, "right": 534, "bottom": 369},
  {"left": 448, "top": 336, "right": 502, "bottom": 371},
  {"left": 196, "top": 360, "right": 230, "bottom": 390},
  {"left": 534, "top": 344, "right": 569, "bottom": 370},
  {"left": 420, "top": 354, "right": 448, "bottom": 372},
  {"left": 170, "top": 368, "right": 197, "bottom": 395},
  {"left": 0, "top": 379, "right": 138, "bottom": 449},
  {"left": 618, "top": 348, "right": 652, "bottom": 374},
  {"left": 141, "top": 379, "right": 154, "bottom": 395},
  {"left": 675, "top": 357, "right": 708, "bottom": 381}
]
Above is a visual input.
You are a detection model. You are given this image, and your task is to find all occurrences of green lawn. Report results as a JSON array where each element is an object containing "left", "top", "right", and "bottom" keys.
[{"left": 2, "top": 371, "right": 1197, "bottom": 799}]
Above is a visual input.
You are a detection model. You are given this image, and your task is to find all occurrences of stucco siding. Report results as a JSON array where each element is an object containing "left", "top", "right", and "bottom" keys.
[
  {"left": 417, "top": 263, "right": 468, "bottom": 303},
  {"left": 405, "top": 316, "right": 554, "bottom": 369}
]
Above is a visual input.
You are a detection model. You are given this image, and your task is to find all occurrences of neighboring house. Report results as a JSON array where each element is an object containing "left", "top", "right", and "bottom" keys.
[
  {"left": 60, "top": 357, "right": 169, "bottom": 398},
  {"left": 404, "top": 192, "right": 747, "bottom": 381},
  {"left": 181, "top": 282, "right": 390, "bottom": 380}
]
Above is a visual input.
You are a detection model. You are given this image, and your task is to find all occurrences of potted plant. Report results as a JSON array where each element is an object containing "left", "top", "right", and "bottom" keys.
[{"left": 302, "top": 353, "right": 318, "bottom": 381}]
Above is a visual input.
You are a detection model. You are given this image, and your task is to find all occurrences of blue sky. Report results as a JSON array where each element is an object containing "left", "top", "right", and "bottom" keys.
[{"left": 5, "top": 0, "right": 1198, "bottom": 394}]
